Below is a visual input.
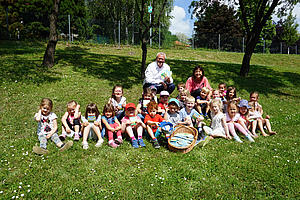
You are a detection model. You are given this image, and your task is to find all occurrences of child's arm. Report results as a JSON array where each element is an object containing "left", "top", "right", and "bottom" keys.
[
  {"left": 61, "top": 112, "right": 72, "bottom": 133},
  {"left": 94, "top": 115, "right": 102, "bottom": 129},
  {"left": 157, "top": 106, "right": 166, "bottom": 114},
  {"left": 81, "top": 115, "right": 89, "bottom": 127},
  {"left": 196, "top": 99, "right": 209, "bottom": 105},
  {"left": 74, "top": 104, "right": 80, "bottom": 119},
  {"left": 136, "top": 104, "right": 143, "bottom": 114},
  {"left": 46, "top": 119, "right": 58, "bottom": 139},
  {"left": 101, "top": 117, "right": 115, "bottom": 132},
  {"left": 34, "top": 109, "right": 42, "bottom": 121},
  {"left": 164, "top": 111, "right": 169, "bottom": 121}
]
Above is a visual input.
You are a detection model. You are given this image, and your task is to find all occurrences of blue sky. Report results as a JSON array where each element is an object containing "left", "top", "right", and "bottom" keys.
[{"left": 169, "top": 1, "right": 300, "bottom": 38}]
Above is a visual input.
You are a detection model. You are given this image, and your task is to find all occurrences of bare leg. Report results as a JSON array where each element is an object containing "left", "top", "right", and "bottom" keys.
[
  {"left": 264, "top": 119, "right": 277, "bottom": 135},
  {"left": 91, "top": 124, "right": 103, "bottom": 141},
  {"left": 125, "top": 125, "right": 135, "bottom": 138},
  {"left": 251, "top": 120, "right": 258, "bottom": 136},
  {"left": 82, "top": 125, "right": 91, "bottom": 143},
  {"left": 258, "top": 119, "right": 268, "bottom": 136},
  {"left": 136, "top": 125, "right": 143, "bottom": 138},
  {"left": 146, "top": 125, "right": 155, "bottom": 139}
]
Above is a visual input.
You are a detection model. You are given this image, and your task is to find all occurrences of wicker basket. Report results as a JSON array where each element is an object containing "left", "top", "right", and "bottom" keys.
[{"left": 168, "top": 125, "right": 198, "bottom": 154}]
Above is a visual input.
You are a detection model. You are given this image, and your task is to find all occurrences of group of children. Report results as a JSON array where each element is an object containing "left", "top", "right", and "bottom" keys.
[{"left": 33, "top": 82, "right": 276, "bottom": 154}]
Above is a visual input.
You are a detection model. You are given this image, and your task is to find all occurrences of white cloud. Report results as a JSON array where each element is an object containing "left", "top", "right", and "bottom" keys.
[{"left": 169, "top": 6, "right": 193, "bottom": 38}]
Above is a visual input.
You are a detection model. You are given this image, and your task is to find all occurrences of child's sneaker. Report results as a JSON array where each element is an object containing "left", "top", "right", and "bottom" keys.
[
  {"left": 132, "top": 139, "right": 139, "bottom": 148},
  {"left": 109, "top": 141, "right": 119, "bottom": 148},
  {"left": 74, "top": 132, "right": 80, "bottom": 141},
  {"left": 60, "top": 141, "right": 73, "bottom": 152},
  {"left": 138, "top": 138, "right": 146, "bottom": 147},
  {"left": 59, "top": 132, "right": 67, "bottom": 141},
  {"left": 33, "top": 146, "right": 48, "bottom": 155},
  {"left": 245, "top": 134, "right": 255, "bottom": 142},
  {"left": 82, "top": 141, "right": 89, "bottom": 150},
  {"left": 115, "top": 137, "right": 123, "bottom": 144},
  {"left": 234, "top": 136, "right": 243, "bottom": 143},
  {"left": 95, "top": 139, "right": 104, "bottom": 147},
  {"left": 153, "top": 140, "right": 160, "bottom": 149}
]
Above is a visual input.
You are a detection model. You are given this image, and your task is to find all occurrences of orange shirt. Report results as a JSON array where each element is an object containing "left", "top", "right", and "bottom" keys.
[{"left": 144, "top": 114, "right": 164, "bottom": 133}]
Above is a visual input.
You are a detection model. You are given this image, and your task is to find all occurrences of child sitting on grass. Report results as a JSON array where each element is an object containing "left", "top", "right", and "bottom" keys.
[
  {"left": 136, "top": 87, "right": 152, "bottom": 120},
  {"left": 102, "top": 103, "right": 123, "bottom": 148},
  {"left": 164, "top": 98, "right": 182, "bottom": 127},
  {"left": 203, "top": 99, "right": 231, "bottom": 140},
  {"left": 59, "top": 100, "right": 81, "bottom": 141},
  {"left": 176, "top": 82, "right": 185, "bottom": 99},
  {"left": 81, "top": 103, "right": 103, "bottom": 150},
  {"left": 226, "top": 102, "right": 254, "bottom": 143},
  {"left": 218, "top": 83, "right": 227, "bottom": 100},
  {"left": 238, "top": 99, "right": 258, "bottom": 138},
  {"left": 196, "top": 87, "right": 210, "bottom": 117},
  {"left": 33, "top": 98, "right": 73, "bottom": 155},
  {"left": 121, "top": 103, "right": 146, "bottom": 148},
  {"left": 178, "top": 89, "right": 189, "bottom": 109},
  {"left": 179, "top": 96, "right": 208, "bottom": 145},
  {"left": 249, "top": 92, "right": 277, "bottom": 136},
  {"left": 108, "top": 85, "right": 127, "bottom": 121},
  {"left": 145, "top": 101, "right": 165, "bottom": 149},
  {"left": 157, "top": 90, "right": 169, "bottom": 115}
]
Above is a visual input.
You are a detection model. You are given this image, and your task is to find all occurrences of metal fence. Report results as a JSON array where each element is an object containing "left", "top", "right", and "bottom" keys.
[{"left": 1, "top": 14, "right": 299, "bottom": 54}]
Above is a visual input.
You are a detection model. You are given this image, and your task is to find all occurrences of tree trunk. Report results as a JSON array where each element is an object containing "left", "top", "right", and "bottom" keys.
[
  {"left": 240, "top": 33, "right": 260, "bottom": 77},
  {"left": 141, "top": 41, "right": 147, "bottom": 79},
  {"left": 42, "top": 0, "right": 60, "bottom": 68}
]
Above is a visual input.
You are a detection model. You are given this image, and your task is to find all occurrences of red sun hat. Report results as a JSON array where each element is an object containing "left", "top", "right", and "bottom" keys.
[{"left": 125, "top": 103, "right": 136, "bottom": 110}]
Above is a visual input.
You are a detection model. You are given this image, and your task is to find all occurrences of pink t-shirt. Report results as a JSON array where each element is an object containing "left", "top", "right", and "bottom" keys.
[
  {"left": 121, "top": 115, "right": 142, "bottom": 126},
  {"left": 185, "top": 76, "right": 212, "bottom": 93}
]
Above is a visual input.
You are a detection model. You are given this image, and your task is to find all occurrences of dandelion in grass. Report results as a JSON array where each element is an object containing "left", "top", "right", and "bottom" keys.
[
  {"left": 20, "top": 194, "right": 24, "bottom": 197},
  {"left": 27, "top": 189, "right": 30, "bottom": 193},
  {"left": 12, "top": 196, "right": 15, "bottom": 199},
  {"left": 0, "top": 191, "right": 3, "bottom": 194}
]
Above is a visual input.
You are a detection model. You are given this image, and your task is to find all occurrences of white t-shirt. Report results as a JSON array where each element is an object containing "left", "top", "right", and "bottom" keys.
[
  {"left": 35, "top": 112, "right": 57, "bottom": 136},
  {"left": 143, "top": 61, "right": 173, "bottom": 84},
  {"left": 109, "top": 97, "right": 126, "bottom": 115},
  {"left": 211, "top": 112, "right": 225, "bottom": 130}
]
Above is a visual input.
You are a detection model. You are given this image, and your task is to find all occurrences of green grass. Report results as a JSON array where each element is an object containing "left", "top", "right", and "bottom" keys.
[{"left": 0, "top": 40, "right": 299, "bottom": 199}]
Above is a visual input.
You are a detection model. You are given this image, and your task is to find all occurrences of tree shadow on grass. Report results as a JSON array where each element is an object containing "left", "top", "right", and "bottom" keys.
[
  {"left": 0, "top": 59, "right": 61, "bottom": 85},
  {"left": 56, "top": 46, "right": 142, "bottom": 89},
  {"left": 168, "top": 59, "right": 300, "bottom": 97}
]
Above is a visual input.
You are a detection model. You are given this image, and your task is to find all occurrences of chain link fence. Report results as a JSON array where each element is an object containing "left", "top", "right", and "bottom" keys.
[{"left": 1, "top": 14, "right": 299, "bottom": 54}]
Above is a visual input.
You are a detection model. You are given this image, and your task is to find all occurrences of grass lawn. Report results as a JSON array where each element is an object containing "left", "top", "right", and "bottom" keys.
[{"left": 0, "top": 40, "right": 299, "bottom": 199}]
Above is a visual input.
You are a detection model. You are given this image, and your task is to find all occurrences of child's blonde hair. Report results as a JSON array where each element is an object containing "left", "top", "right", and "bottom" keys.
[
  {"left": 40, "top": 98, "right": 53, "bottom": 110},
  {"left": 185, "top": 95, "right": 195, "bottom": 103},
  {"left": 210, "top": 99, "right": 223, "bottom": 110},
  {"left": 201, "top": 87, "right": 210, "bottom": 94},
  {"left": 103, "top": 103, "right": 115, "bottom": 117}
]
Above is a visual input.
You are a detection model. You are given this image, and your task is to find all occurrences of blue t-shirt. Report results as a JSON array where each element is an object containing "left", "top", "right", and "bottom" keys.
[
  {"left": 179, "top": 108, "right": 201, "bottom": 122},
  {"left": 101, "top": 116, "right": 117, "bottom": 124}
]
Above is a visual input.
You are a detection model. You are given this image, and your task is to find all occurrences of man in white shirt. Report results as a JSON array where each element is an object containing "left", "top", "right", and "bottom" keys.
[{"left": 143, "top": 52, "right": 175, "bottom": 94}]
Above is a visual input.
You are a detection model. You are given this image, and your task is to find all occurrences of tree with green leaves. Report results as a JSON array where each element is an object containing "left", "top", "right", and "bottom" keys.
[
  {"left": 278, "top": 11, "right": 299, "bottom": 54},
  {"left": 193, "top": 1, "right": 242, "bottom": 51},
  {"left": 135, "top": 0, "right": 173, "bottom": 78},
  {"left": 190, "top": 0, "right": 299, "bottom": 77}
]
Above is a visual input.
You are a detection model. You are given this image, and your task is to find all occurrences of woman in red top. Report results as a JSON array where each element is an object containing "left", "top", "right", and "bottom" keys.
[{"left": 185, "top": 65, "right": 212, "bottom": 99}]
